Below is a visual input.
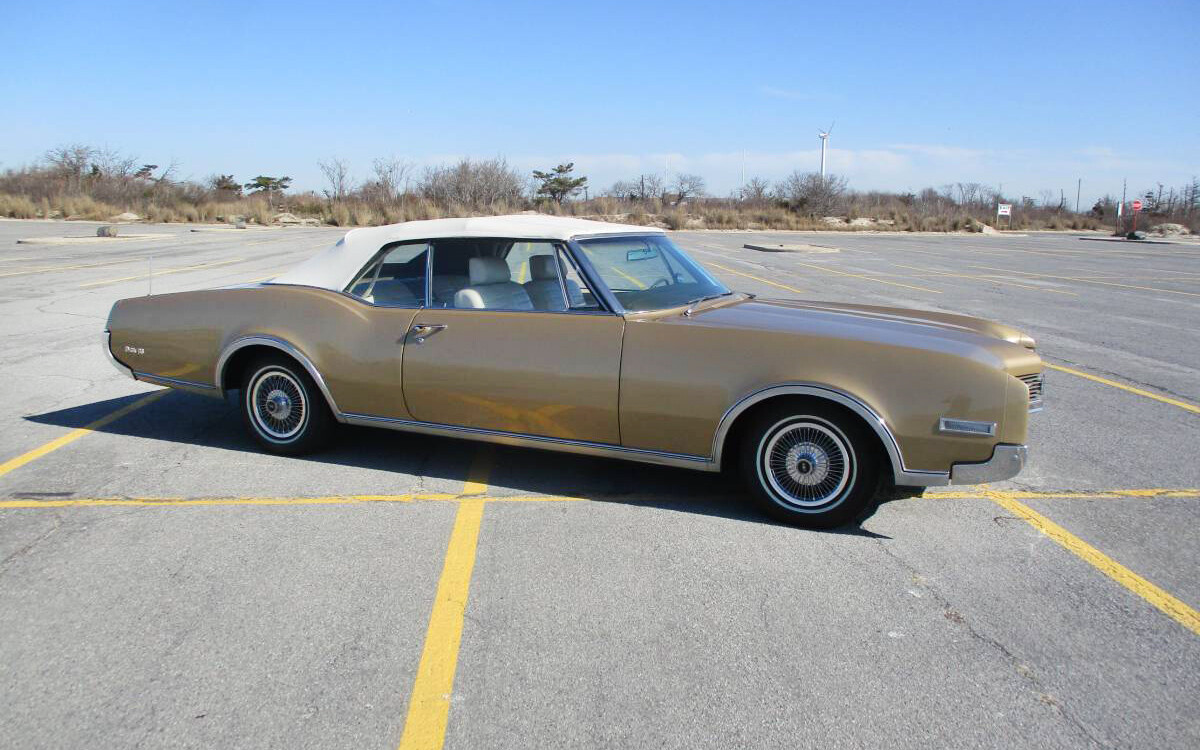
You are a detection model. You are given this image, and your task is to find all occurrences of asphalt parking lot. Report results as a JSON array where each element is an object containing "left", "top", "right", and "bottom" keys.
[{"left": 1, "top": 219, "right": 1197, "bottom": 749}]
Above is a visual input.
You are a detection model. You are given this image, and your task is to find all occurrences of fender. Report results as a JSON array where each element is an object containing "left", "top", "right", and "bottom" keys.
[
  {"left": 711, "top": 383, "right": 950, "bottom": 487},
  {"left": 215, "top": 335, "right": 346, "bottom": 423}
]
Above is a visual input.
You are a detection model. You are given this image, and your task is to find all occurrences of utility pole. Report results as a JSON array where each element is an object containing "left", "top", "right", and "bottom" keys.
[{"left": 1076, "top": 178, "right": 1081, "bottom": 213}]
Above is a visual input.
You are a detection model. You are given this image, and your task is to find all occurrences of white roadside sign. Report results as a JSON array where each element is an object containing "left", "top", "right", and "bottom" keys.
[{"left": 997, "top": 203, "right": 1012, "bottom": 216}]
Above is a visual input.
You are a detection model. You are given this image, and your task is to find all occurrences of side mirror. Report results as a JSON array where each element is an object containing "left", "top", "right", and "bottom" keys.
[{"left": 626, "top": 248, "right": 659, "bottom": 262}]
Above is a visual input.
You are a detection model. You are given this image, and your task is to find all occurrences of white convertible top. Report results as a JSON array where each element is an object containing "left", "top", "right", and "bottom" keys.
[{"left": 269, "top": 214, "right": 663, "bottom": 291}]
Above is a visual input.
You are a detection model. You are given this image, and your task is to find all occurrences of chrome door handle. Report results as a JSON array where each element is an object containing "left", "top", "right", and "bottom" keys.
[
  {"left": 411, "top": 323, "right": 447, "bottom": 335},
  {"left": 411, "top": 323, "right": 447, "bottom": 344}
]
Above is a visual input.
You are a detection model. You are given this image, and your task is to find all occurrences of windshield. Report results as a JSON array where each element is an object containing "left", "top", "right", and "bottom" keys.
[{"left": 574, "top": 234, "right": 730, "bottom": 312}]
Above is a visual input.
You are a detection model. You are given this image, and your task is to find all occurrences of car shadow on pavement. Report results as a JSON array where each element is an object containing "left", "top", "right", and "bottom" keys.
[{"left": 23, "top": 390, "right": 890, "bottom": 537}]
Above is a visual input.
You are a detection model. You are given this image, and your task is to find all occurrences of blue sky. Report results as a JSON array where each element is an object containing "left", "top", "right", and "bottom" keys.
[{"left": 1, "top": 0, "right": 1195, "bottom": 204}]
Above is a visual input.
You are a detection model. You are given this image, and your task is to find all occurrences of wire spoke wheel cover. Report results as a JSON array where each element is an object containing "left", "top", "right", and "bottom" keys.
[
  {"left": 758, "top": 417, "right": 856, "bottom": 510},
  {"left": 248, "top": 367, "right": 308, "bottom": 442}
]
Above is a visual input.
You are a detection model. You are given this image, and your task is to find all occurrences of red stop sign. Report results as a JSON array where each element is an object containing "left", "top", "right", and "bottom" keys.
[{"left": 1132, "top": 200, "right": 1143, "bottom": 211}]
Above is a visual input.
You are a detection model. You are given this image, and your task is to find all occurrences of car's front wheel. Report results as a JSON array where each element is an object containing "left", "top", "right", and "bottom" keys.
[
  {"left": 739, "top": 402, "right": 880, "bottom": 528},
  {"left": 240, "top": 353, "right": 333, "bottom": 455}
]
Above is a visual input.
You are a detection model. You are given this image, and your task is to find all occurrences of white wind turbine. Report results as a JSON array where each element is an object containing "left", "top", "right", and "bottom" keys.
[{"left": 818, "top": 121, "right": 835, "bottom": 178}]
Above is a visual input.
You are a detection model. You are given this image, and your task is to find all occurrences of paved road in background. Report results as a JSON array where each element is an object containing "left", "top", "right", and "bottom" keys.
[{"left": 1, "top": 220, "right": 1197, "bottom": 749}]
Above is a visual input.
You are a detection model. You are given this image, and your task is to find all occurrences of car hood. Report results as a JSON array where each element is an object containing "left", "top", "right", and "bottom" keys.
[
  {"left": 662, "top": 296, "right": 1041, "bottom": 372},
  {"left": 766, "top": 299, "right": 1035, "bottom": 347}
]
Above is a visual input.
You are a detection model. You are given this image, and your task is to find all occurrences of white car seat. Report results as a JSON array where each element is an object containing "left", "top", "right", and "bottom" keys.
[
  {"left": 454, "top": 257, "right": 534, "bottom": 310},
  {"left": 524, "top": 255, "right": 584, "bottom": 310}
]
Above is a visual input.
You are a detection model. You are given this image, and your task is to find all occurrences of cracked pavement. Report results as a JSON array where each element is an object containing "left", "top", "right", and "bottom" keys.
[{"left": 0, "top": 221, "right": 1198, "bottom": 748}]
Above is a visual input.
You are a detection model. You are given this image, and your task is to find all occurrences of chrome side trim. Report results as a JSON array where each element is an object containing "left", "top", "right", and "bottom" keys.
[
  {"left": 937, "top": 417, "right": 997, "bottom": 437},
  {"left": 950, "top": 444, "right": 1027, "bottom": 484},
  {"left": 215, "top": 335, "right": 346, "bottom": 422},
  {"left": 102, "top": 331, "right": 135, "bottom": 380},
  {"left": 711, "top": 383, "right": 952, "bottom": 487},
  {"left": 342, "top": 413, "right": 716, "bottom": 471},
  {"left": 134, "top": 372, "right": 218, "bottom": 392}
]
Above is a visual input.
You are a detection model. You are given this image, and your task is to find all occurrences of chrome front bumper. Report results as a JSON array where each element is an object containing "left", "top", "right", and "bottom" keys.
[
  {"left": 949, "top": 444, "right": 1027, "bottom": 485},
  {"left": 103, "top": 331, "right": 136, "bottom": 380}
]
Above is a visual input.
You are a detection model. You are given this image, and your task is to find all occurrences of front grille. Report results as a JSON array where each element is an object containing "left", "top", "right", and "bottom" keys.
[{"left": 1018, "top": 372, "right": 1044, "bottom": 411}]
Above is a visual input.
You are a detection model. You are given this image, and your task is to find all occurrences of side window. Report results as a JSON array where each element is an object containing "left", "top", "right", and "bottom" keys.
[
  {"left": 346, "top": 242, "right": 428, "bottom": 306},
  {"left": 556, "top": 247, "right": 601, "bottom": 311}
]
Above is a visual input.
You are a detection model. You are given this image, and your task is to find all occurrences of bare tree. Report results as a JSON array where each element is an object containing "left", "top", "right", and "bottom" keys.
[
  {"left": 417, "top": 157, "right": 525, "bottom": 208},
  {"left": 45, "top": 144, "right": 95, "bottom": 192},
  {"left": 319, "top": 157, "right": 353, "bottom": 201},
  {"left": 368, "top": 156, "right": 412, "bottom": 202},
  {"left": 671, "top": 173, "right": 706, "bottom": 205},
  {"left": 775, "top": 171, "right": 848, "bottom": 215},
  {"left": 610, "top": 174, "right": 664, "bottom": 201},
  {"left": 740, "top": 176, "right": 771, "bottom": 203}
]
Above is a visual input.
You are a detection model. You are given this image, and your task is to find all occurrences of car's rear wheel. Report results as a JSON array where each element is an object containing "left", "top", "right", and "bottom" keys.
[
  {"left": 240, "top": 353, "right": 333, "bottom": 455},
  {"left": 739, "top": 402, "right": 880, "bottom": 528}
]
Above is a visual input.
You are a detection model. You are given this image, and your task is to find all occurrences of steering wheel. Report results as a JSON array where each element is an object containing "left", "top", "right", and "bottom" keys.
[{"left": 649, "top": 277, "right": 670, "bottom": 289}]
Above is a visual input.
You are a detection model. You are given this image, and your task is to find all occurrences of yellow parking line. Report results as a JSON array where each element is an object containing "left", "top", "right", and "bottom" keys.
[
  {"left": 0, "top": 494, "right": 589, "bottom": 509},
  {"left": 610, "top": 265, "right": 648, "bottom": 290},
  {"left": 0, "top": 257, "right": 143, "bottom": 278},
  {"left": 460, "top": 446, "right": 494, "bottom": 496},
  {"left": 706, "top": 262, "right": 805, "bottom": 295},
  {"left": 1045, "top": 363, "right": 1200, "bottom": 415},
  {"left": 78, "top": 258, "right": 245, "bottom": 288},
  {"left": 987, "top": 493, "right": 1200, "bottom": 636},
  {"left": 516, "top": 259, "right": 529, "bottom": 283},
  {"left": 891, "top": 263, "right": 1078, "bottom": 296},
  {"left": 397, "top": 499, "right": 485, "bottom": 750},
  {"left": 0, "top": 493, "right": 458, "bottom": 509},
  {"left": 790, "top": 260, "right": 942, "bottom": 294},
  {"left": 970, "top": 264, "right": 1200, "bottom": 298},
  {"left": 0, "top": 390, "right": 168, "bottom": 480},
  {"left": 927, "top": 488, "right": 1199, "bottom": 500}
]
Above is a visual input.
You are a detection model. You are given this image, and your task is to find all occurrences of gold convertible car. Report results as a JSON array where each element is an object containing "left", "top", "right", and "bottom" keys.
[{"left": 105, "top": 215, "right": 1042, "bottom": 527}]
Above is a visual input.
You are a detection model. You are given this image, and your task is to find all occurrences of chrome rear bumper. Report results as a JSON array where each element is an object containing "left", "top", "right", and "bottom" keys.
[
  {"left": 103, "top": 331, "right": 135, "bottom": 380},
  {"left": 950, "top": 444, "right": 1027, "bottom": 485}
]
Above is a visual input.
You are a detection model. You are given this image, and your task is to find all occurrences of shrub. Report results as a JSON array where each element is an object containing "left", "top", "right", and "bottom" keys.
[{"left": 0, "top": 194, "right": 37, "bottom": 218}]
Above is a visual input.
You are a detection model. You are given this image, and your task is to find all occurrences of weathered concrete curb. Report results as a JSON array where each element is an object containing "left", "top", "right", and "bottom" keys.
[
  {"left": 744, "top": 242, "right": 840, "bottom": 253},
  {"left": 16, "top": 233, "right": 173, "bottom": 245}
]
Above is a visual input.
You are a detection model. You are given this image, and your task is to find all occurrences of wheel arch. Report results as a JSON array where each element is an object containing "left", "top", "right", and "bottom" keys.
[
  {"left": 712, "top": 384, "right": 947, "bottom": 487},
  {"left": 216, "top": 336, "right": 345, "bottom": 422}
]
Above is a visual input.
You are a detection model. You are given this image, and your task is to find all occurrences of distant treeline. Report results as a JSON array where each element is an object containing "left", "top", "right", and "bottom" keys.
[{"left": 1, "top": 144, "right": 1196, "bottom": 233}]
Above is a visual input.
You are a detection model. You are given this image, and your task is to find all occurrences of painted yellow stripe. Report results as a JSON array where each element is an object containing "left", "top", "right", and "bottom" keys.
[
  {"left": 0, "top": 390, "right": 168, "bottom": 479},
  {"left": 790, "top": 260, "right": 943, "bottom": 294},
  {"left": 0, "top": 493, "right": 458, "bottom": 509},
  {"left": 1045, "top": 363, "right": 1200, "bottom": 415},
  {"left": 0, "top": 257, "right": 143, "bottom": 278},
  {"left": 78, "top": 258, "right": 245, "bottom": 288},
  {"left": 460, "top": 446, "right": 494, "bottom": 496},
  {"left": 891, "top": 263, "right": 1078, "bottom": 296},
  {"left": 516, "top": 258, "right": 529, "bottom": 283},
  {"left": 5, "top": 488, "right": 1196, "bottom": 511},
  {"left": 610, "top": 265, "right": 648, "bottom": 290},
  {"left": 987, "top": 493, "right": 1200, "bottom": 636},
  {"left": 0, "top": 494, "right": 586, "bottom": 509},
  {"left": 927, "top": 488, "right": 1200, "bottom": 500},
  {"left": 484, "top": 494, "right": 589, "bottom": 503},
  {"left": 397, "top": 499, "right": 485, "bottom": 750},
  {"left": 707, "top": 262, "right": 805, "bottom": 295},
  {"left": 970, "top": 264, "right": 1200, "bottom": 298}
]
